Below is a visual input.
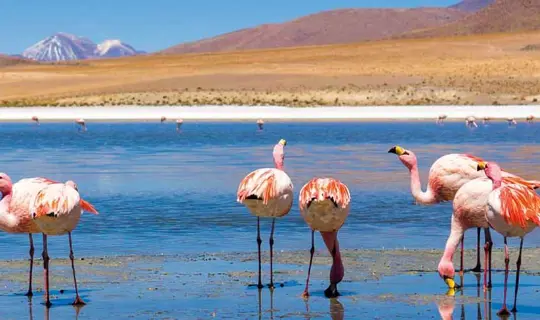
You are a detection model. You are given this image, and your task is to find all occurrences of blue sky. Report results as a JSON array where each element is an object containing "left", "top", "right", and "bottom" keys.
[{"left": 1, "top": 0, "right": 458, "bottom": 54}]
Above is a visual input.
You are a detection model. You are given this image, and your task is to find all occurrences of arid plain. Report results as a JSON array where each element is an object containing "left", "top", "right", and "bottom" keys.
[{"left": 2, "top": 31, "right": 540, "bottom": 107}]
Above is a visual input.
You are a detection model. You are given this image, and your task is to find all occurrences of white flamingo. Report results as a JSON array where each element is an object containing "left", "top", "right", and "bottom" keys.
[
  {"left": 237, "top": 139, "right": 293, "bottom": 289},
  {"left": 176, "top": 119, "right": 183, "bottom": 131},
  {"left": 466, "top": 116, "right": 478, "bottom": 128},
  {"left": 75, "top": 119, "right": 86, "bottom": 131}
]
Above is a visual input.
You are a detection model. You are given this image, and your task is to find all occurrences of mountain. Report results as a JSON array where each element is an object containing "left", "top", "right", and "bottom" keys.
[
  {"left": 449, "top": 0, "right": 494, "bottom": 12},
  {"left": 407, "top": 0, "right": 540, "bottom": 37},
  {"left": 162, "top": 8, "right": 468, "bottom": 55},
  {"left": 21, "top": 33, "right": 142, "bottom": 62},
  {"left": 96, "top": 39, "right": 144, "bottom": 58}
]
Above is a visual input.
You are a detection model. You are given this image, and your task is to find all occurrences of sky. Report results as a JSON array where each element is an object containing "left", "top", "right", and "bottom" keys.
[{"left": 1, "top": 0, "right": 458, "bottom": 54}]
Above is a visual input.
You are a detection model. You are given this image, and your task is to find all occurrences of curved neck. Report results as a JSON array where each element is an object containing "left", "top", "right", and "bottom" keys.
[
  {"left": 409, "top": 164, "right": 436, "bottom": 205},
  {"left": 274, "top": 161, "right": 284, "bottom": 170},
  {"left": 0, "top": 193, "right": 18, "bottom": 230},
  {"left": 321, "top": 231, "right": 344, "bottom": 284},
  {"left": 441, "top": 219, "right": 464, "bottom": 265}
]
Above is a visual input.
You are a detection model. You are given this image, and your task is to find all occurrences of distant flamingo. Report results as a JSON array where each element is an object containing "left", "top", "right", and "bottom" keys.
[
  {"left": 526, "top": 115, "right": 535, "bottom": 124},
  {"left": 31, "top": 116, "right": 39, "bottom": 125},
  {"left": 30, "top": 180, "right": 98, "bottom": 307},
  {"left": 176, "top": 119, "right": 183, "bottom": 131},
  {"left": 436, "top": 114, "right": 447, "bottom": 125},
  {"left": 160, "top": 116, "right": 167, "bottom": 123},
  {"left": 466, "top": 116, "right": 478, "bottom": 128},
  {"left": 237, "top": 139, "right": 293, "bottom": 289},
  {"left": 507, "top": 118, "right": 517, "bottom": 126},
  {"left": 483, "top": 117, "right": 491, "bottom": 125},
  {"left": 299, "top": 178, "right": 350, "bottom": 298},
  {"left": 478, "top": 161, "right": 540, "bottom": 315},
  {"left": 388, "top": 146, "right": 539, "bottom": 275},
  {"left": 257, "top": 119, "right": 265, "bottom": 130},
  {"left": 75, "top": 119, "right": 86, "bottom": 131}
]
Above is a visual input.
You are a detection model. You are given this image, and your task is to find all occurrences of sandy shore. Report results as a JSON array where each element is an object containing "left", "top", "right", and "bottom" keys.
[{"left": 0, "top": 105, "right": 538, "bottom": 122}]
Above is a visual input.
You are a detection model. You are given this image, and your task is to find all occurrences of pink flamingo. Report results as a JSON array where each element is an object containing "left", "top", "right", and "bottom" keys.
[
  {"left": 298, "top": 178, "right": 350, "bottom": 298},
  {"left": 257, "top": 119, "right": 264, "bottom": 130},
  {"left": 466, "top": 116, "right": 478, "bottom": 128},
  {"left": 0, "top": 175, "right": 96, "bottom": 297},
  {"left": 31, "top": 116, "right": 40, "bottom": 125},
  {"left": 507, "top": 118, "right": 517, "bottom": 126},
  {"left": 478, "top": 161, "right": 540, "bottom": 315},
  {"left": 160, "top": 116, "right": 167, "bottom": 123},
  {"left": 436, "top": 114, "right": 447, "bottom": 125},
  {"left": 30, "top": 180, "right": 98, "bottom": 307},
  {"left": 75, "top": 119, "right": 86, "bottom": 131},
  {"left": 237, "top": 139, "right": 293, "bottom": 289},
  {"left": 526, "top": 115, "right": 534, "bottom": 124},
  {"left": 176, "top": 119, "right": 183, "bottom": 131},
  {"left": 388, "top": 146, "right": 539, "bottom": 276}
]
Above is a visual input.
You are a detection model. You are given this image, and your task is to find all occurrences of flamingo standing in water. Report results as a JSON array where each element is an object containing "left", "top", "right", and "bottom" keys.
[
  {"left": 237, "top": 139, "right": 293, "bottom": 289},
  {"left": 526, "top": 115, "right": 535, "bottom": 124},
  {"left": 507, "top": 118, "right": 517, "bottom": 126},
  {"left": 31, "top": 116, "right": 40, "bottom": 126},
  {"left": 30, "top": 180, "right": 98, "bottom": 307},
  {"left": 483, "top": 117, "right": 491, "bottom": 125},
  {"left": 299, "top": 178, "right": 350, "bottom": 298},
  {"left": 478, "top": 161, "right": 540, "bottom": 315},
  {"left": 160, "top": 116, "right": 167, "bottom": 123},
  {"left": 75, "top": 119, "right": 86, "bottom": 131},
  {"left": 257, "top": 119, "right": 264, "bottom": 130},
  {"left": 388, "top": 146, "right": 538, "bottom": 276},
  {"left": 466, "top": 116, "right": 478, "bottom": 128},
  {"left": 436, "top": 114, "right": 447, "bottom": 125},
  {"left": 176, "top": 119, "right": 183, "bottom": 132}
]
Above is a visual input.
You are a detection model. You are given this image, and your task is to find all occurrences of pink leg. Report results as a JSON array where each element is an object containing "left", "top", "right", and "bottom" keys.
[
  {"left": 269, "top": 218, "right": 276, "bottom": 289},
  {"left": 25, "top": 234, "right": 34, "bottom": 296},
  {"left": 42, "top": 234, "right": 51, "bottom": 308},
  {"left": 497, "top": 237, "right": 510, "bottom": 316},
  {"left": 483, "top": 228, "right": 493, "bottom": 290},
  {"left": 459, "top": 235, "right": 464, "bottom": 276},
  {"left": 69, "top": 232, "right": 86, "bottom": 305},
  {"left": 511, "top": 238, "right": 524, "bottom": 313},
  {"left": 302, "top": 230, "right": 315, "bottom": 298}
]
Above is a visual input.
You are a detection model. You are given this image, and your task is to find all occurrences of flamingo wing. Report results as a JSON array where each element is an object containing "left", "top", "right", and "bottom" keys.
[
  {"left": 299, "top": 178, "right": 351, "bottom": 211},
  {"left": 499, "top": 181, "right": 540, "bottom": 229},
  {"left": 30, "top": 184, "right": 98, "bottom": 219},
  {"left": 237, "top": 169, "right": 292, "bottom": 205}
]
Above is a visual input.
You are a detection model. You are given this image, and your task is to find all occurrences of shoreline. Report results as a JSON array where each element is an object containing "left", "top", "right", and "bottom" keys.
[{"left": 0, "top": 105, "right": 538, "bottom": 122}]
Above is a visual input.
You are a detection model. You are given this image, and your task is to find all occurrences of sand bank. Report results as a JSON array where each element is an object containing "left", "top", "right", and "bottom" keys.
[{"left": 0, "top": 105, "right": 538, "bottom": 122}]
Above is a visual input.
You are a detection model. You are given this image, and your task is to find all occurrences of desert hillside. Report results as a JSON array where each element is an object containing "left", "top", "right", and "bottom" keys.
[{"left": 162, "top": 8, "right": 467, "bottom": 54}]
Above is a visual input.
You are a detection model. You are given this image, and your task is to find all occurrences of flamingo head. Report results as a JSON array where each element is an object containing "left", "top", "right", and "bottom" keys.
[
  {"left": 437, "top": 259, "right": 457, "bottom": 289},
  {"left": 0, "top": 173, "right": 13, "bottom": 196},
  {"left": 66, "top": 180, "right": 79, "bottom": 191},
  {"left": 388, "top": 145, "right": 416, "bottom": 170},
  {"left": 477, "top": 161, "right": 502, "bottom": 186}
]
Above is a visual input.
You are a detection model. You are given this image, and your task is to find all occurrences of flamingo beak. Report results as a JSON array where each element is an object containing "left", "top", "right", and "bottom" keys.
[
  {"left": 477, "top": 162, "right": 487, "bottom": 171},
  {"left": 279, "top": 139, "right": 287, "bottom": 146},
  {"left": 443, "top": 276, "right": 458, "bottom": 289},
  {"left": 388, "top": 146, "right": 409, "bottom": 156}
]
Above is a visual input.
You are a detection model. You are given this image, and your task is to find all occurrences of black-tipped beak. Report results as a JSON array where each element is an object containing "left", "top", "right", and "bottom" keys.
[
  {"left": 388, "top": 147, "right": 397, "bottom": 154},
  {"left": 477, "top": 165, "right": 482, "bottom": 171}
]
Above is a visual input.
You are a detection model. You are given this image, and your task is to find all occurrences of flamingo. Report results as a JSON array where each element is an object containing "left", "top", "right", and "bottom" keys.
[
  {"left": 507, "top": 118, "right": 517, "bottom": 126},
  {"left": 160, "top": 116, "right": 167, "bottom": 123},
  {"left": 526, "top": 115, "right": 535, "bottom": 124},
  {"left": 176, "top": 119, "right": 183, "bottom": 132},
  {"left": 483, "top": 117, "right": 490, "bottom": 125},
  {"left": 436, "top": 114, "right": 447, "bottom": 125},
  {"left": 477, "top": 161, "right": 540, "bottom": 315},
  {"left": 31, "top": 116, "right": 39, "bottom": 125},
  {"left": 75, "top": 119, "right": 86, "bottom": 131},
  {"left": 298, "top": 178, "right": 350, "bottom": 298},
  {"left": 466, "top": 116, "right": 478, "bottom": 128},
  {"left": 388, "top": 146, "right": 539, "bottom": 276},
  {"left": 257, "top": 119, "right": 265, "bottom": 130},
  {"left": 29, "top": 180, "right": 98, "bottom": 307},
  {"left": 237, "top": 139, "right": 293, "bottom": 289}
]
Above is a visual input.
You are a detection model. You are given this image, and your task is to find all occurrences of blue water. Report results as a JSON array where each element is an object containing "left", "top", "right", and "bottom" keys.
[{"left": 0, "top": 121, "right": 538, "bottom": 259}]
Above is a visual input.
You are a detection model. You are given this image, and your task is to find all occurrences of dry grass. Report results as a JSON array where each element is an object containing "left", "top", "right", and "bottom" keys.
[{"left": 2, "top": 31, "right": 540, "bottom": 107}]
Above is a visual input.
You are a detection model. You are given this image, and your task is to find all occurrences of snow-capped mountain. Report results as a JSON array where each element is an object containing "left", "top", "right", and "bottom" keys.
[{"left": 22, "top": 33, "right": 141, "bottom": 62}]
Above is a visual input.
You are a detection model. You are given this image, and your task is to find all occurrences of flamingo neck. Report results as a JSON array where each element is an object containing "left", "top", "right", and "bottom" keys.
[
  {"left": 441, "top": 219, "right": 464, "bottom": 266},
  {"left": 321, "top": 231, "right": 344, "bottom": 284},
  {"left": 0, "top": 193, "right": 18, "bottom": 230},
  {"left": 409, "top": 164, "right": 436, "bottom": 205},
  {"left": 490, "top": 178, "right": 502, "bottom": 190}
]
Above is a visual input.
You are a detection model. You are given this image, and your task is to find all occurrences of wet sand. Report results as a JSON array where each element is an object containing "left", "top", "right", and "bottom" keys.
[{"left": 1, "top": 248, "right": 540, "bottom": 319}]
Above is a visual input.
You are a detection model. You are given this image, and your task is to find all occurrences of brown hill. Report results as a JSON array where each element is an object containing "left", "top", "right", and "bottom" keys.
[
  {"left": 449, "top": 0, "right": 494, "bottom": 12},
  {"left": 162, "top": 8, "right": 467, "bottom": 54},
  {"left": 408, "top": 0, "right": 540, "bottom": 37},
  {"left": 0, "top": 55, "right": 35, "bottom": 67}
]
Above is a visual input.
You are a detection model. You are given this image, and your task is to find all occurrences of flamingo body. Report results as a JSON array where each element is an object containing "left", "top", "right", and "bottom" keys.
[
  {"left": 237, "top": 168, "right": 293, "bottom": 218},
  {"left": 299, "top": 178, "right": 350, "bottom": 232}
]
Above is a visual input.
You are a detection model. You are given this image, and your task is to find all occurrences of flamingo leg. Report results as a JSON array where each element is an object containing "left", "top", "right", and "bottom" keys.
[
  {"left": 42, "top": 234, "right": 51, "bottom": 308},
  {"left": 511, "top": 238, "right": 524, "bottom": 313},
  {"left": 483, "top": 228, "right": 493, "bottom": 290},
  {"left": 302, "top": 230, "right": 315, "bottom": 298},
  {"left": 459, "top": 235, "right": 464, "bottom": 276},
  {"left": 69, "top": 232, "right": 86, "bottom": 306},
  {"left": 497, "top": 237, "right": 510, "bottom": 316},
  {"left": 256, "top": 217, "right": 263, "bottom": 289},
  {"left": 25, "top": 233, "right": 34, "bottom": 296},
  {"left": 486, "top": 228, "right": 493, "bottom": 289},
  {"left": 472, "top": 227, "right": 482, "bottom": 272},
  {"left": 324, "top": 245, "right": 340, "bottom": 298},
  {"left": 269, "top": 218, "right": 276, "bottom": 289}
]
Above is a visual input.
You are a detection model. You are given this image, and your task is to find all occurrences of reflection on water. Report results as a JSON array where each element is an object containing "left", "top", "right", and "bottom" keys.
[{"left": 27, "top": 296, "right": 82, "bottom": 320}]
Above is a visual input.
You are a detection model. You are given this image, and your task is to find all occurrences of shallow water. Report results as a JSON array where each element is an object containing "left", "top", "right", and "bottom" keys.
[{"left": 0, "top": 121, "right": 538, "bottom": 319}]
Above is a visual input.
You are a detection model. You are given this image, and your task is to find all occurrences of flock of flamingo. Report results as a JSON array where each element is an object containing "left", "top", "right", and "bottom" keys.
[
  {"left": 237, "top": 139, "right": 540, "bottom": 317},
  {"left": 436, "top": 114, "right": 535, "bottom": 126}
]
